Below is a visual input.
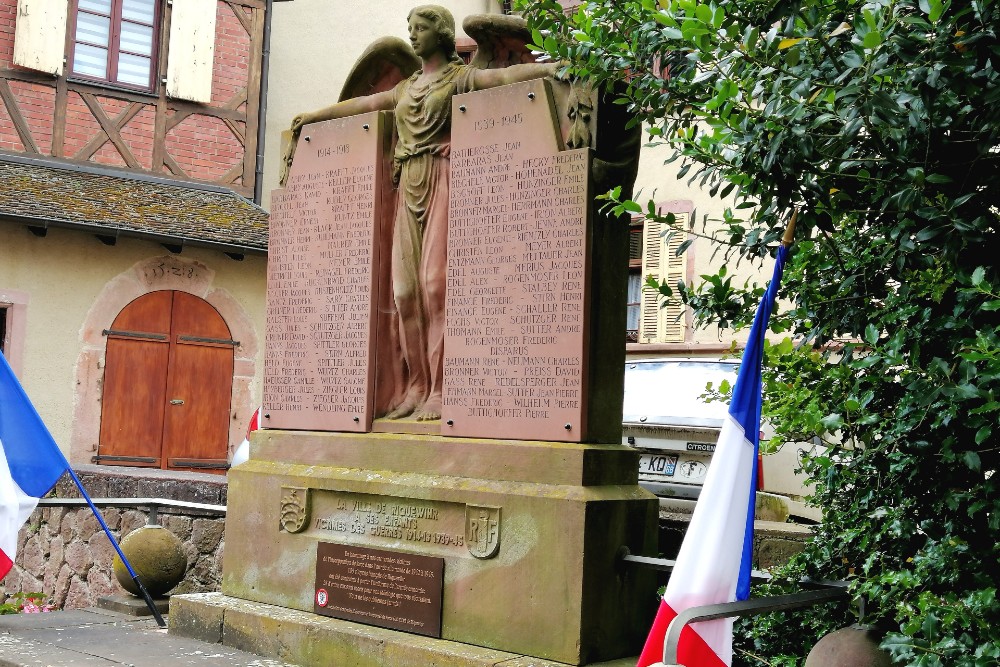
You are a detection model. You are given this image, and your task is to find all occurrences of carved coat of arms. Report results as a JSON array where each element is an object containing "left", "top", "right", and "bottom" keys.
[
  {"left": 465, "top": 505, "right": 501, "bottom": 559},
  {"left": 279, "top": 487, "right": 311, "bottom": 533}
]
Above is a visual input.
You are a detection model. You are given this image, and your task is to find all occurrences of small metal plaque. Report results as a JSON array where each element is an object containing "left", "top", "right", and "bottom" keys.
[{"left": 314, "top": 542, "right": 444, "bottom": 638}]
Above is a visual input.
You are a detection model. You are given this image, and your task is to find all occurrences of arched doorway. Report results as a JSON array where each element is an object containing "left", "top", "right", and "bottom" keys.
[{"left": 97, "top": 290, "right": 236, "bottom": 472}]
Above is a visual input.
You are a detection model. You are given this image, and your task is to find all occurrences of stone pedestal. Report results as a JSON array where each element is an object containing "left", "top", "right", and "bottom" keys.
[{"left": 205, "top": 429, "right": 657, "bottom": 665}]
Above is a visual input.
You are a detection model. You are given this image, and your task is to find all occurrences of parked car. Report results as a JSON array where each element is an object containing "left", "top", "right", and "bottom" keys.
[{"left": 622, "top": 358, "right": 820, "bottom": 521}]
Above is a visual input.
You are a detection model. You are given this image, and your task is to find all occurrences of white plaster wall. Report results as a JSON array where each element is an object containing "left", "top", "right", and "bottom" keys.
[
  {"left": 0, "top": 223, "right": 267, "bottom": 456},
  {"left": 260, "top": 0, "right": 501, "bottom": 208}
]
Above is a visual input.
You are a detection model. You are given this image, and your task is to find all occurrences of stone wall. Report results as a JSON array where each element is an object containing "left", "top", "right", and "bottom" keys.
[
  {"left": 658, "top": 512, "right": 812, "bottom": 569},
  {"left": 0, "top": 466, "right": 228, "bottom": 610}
]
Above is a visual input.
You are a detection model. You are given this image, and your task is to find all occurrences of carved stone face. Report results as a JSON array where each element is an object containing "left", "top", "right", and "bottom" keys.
[{"left": 408, "top": 14, "right": 441, "bottom": 59}]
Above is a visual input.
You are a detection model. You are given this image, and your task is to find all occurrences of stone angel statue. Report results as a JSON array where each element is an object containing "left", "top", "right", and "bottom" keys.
[{"left": 280, "top": 6, "right": 563, "bottom": 423}]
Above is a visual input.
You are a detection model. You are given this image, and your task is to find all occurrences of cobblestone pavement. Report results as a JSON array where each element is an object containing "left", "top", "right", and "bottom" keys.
[{"left": 0, "top": 608, "right": 297, "bottom": 667}]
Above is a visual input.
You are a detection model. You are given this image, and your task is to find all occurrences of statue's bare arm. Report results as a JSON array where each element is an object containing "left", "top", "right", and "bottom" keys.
[
  {"left": 280, "top": 90, "right": 395, "bottom": 185},
  {"left": 290, "top": 90, "right": 396, "bottom": 133},
  {"left": 472, "top": 62, "right": 560, "bottom": 90}
]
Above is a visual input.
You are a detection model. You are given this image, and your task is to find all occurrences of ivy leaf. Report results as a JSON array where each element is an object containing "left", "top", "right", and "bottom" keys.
[
  {"left": 778, "top": 37, "right": 804, "bottom": 49},
  {"left": 821, "top": 413, "right": 844, "bottom": 430},
  {"left": 864, "top": 324, "right": 880, "bottom": 346},
  {"left": 863, "top": 31, "right": 883, "bottom": 49},
  {"left": 971, "top": 266, "right": 985, "bottom": 287},
  {"left": 827, "top": 22, "right": 852, "bottom": 38},
  {"left": 963, "top": 451, "right": 982, "bottom": 471}
]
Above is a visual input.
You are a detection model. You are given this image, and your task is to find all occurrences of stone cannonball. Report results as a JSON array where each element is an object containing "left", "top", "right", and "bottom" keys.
[
  {"left": 112, "top": 525, "right": 187, "bottom": 597},
  {"left": 805, "top": 625, "right": 892, "bottom": 667}
]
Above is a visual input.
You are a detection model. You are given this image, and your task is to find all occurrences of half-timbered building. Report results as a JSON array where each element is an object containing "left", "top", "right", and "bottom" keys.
[{"left": 0, "top": 0, "right": 272, "bottom": 472}]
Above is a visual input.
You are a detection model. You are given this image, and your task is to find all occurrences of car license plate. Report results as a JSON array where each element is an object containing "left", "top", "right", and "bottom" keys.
[{"left": 639, "top": 453, "right": 678, "bottom": 477}]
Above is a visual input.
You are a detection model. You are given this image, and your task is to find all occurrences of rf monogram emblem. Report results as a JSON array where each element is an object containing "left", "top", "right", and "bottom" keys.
[{"left": 465, "top": 505, "right": 501, "bottom": 559}]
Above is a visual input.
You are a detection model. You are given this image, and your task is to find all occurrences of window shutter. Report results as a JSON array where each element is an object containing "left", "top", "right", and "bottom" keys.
[
  {"left": 638, "top": 212, "right": 689, "bottom": 343},
  {"left": 13, "top": 0, "right": 69, "bottom": 76},
  {"left": 166, "top": 0, "right": 217, "bottom": 103}
]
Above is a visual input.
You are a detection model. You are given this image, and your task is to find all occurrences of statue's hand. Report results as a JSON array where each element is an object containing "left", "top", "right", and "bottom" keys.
[
  {"left": 290, "top": 111, "right": 315, "bottom": 133},
  {"left": 280, "top": 115, "right": 309, "bottom": 187}
]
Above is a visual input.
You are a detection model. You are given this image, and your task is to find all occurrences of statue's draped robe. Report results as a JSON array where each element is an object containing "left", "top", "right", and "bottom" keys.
[{"left": 387, "top": 61, "right": 477, "bottom": 415}]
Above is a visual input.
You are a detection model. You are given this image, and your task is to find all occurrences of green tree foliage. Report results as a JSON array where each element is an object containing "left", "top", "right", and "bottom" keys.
[{"left": 518, "top": 0, "right": 1000, "bottom": 663}]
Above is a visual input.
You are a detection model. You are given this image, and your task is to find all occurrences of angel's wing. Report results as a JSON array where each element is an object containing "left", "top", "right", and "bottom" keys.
[
  {"left": 338, "top": 36, "right": 420, "bottom": 102},
  {"left": 280, "top": 37, "right": 419, "bottom": 186},
  {"left": 463, "top": 14, "right": 537, "bottom": 70}
]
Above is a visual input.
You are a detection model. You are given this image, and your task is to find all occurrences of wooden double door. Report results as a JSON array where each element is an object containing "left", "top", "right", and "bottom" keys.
[{"left": 97, "top": 291, "right": 235, "bottom": 472}]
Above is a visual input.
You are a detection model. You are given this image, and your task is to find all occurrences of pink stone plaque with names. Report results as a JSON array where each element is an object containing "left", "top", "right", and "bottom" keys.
[
  {"left": 264, "top": 112, "right": 390, "bottom": 432},
  {"left": 443, "top": 80, "right": 590, "bottom": 442}
]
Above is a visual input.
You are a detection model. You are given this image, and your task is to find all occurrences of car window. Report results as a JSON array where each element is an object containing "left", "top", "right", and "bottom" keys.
[{"left": 623, "top": 360, "right": 738, "bottom": 427}]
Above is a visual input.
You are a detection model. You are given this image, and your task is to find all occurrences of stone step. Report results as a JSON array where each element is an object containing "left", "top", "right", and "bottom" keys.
[{"left": 170, "top": 592, "right": 639, "bottom": 667}]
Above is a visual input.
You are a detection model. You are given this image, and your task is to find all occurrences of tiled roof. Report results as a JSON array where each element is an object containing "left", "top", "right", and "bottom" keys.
[{"left": 0, "top": 159, "right": 269, "bottom": 252}]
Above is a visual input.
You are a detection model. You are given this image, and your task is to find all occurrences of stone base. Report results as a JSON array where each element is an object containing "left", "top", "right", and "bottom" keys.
[
  {"left": 96, "top": 594, "right": 170, "bottom": 616},
  {"left": 223, "top": 430, "right": 659, "bottom": 665},
  {"left": 170, "top": 593, "right": 639, "bottom": 667}
]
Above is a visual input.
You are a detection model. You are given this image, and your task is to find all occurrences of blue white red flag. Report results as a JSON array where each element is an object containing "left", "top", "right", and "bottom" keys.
[
  {"left": 0, "top": 352, "right": 69, "bottom": 579},
  {"left": 637, "top": 244, "right": 789, "bottom": 667}
]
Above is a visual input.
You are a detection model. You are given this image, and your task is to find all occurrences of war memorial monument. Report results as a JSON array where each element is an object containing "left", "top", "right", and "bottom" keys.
[{"left": 172, "top": 7, "right": 659, "bottom": 666}]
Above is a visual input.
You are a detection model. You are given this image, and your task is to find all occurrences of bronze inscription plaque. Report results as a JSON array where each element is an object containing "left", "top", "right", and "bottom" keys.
[
  {"left": 314, "top": 542, "right": 444, "bottom": 638},
  {"left": 264, "top": 112, "right": 391, "bottom": 431},
  {"left": 443, "top": 80, "right": 590, "bottom": 442}
]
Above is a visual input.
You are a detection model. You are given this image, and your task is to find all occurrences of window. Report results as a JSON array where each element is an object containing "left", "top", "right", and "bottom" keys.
[
  {"left": 630, "top": 206, "right": 691, "bottom": 344},
  {"left": 626, "top": 220, "right": 643, "bottom": 343},
  {"left": 0, "top": 290, "right": 27, "bottom": 375},
  {"left": 14, "top": 0, "right": 215, "bottom": 103},
  {"left": 0, "top": 306, "right": 7, "bottom": 356},
  {"left": 455, "top": 37, "right": 477, "bottom": 65},
  {"left": 70, "top": 0, "right": 159, "bottom": 90}
]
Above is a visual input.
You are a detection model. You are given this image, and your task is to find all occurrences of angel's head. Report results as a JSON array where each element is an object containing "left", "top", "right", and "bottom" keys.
[{"left": 407, "top": 5, "right": 457, "bottom": 60}]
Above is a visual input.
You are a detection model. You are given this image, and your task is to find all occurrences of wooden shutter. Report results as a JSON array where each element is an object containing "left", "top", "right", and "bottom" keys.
[
  {"left": 638, "top": 212, "right": 689, "bottom": 343},
  {"left": 160, "top": 291, "right": 234, "bottom": 471},
  {"left": 166, "top": 0, "right": 217, "bottom": 103},
  {"left": 13, "top": 0, "right": 69, "bottom": 75},
  {"left": 98, "top": 291, "right": 174, "bottom": 467}
]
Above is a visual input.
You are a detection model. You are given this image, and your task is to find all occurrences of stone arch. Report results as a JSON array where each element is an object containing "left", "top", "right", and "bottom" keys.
[{"left": 71, "top": 255, "right": 259, "bottom": 467}]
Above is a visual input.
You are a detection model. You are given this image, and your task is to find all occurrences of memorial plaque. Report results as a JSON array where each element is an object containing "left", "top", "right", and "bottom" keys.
[
  {"left": 314, "top": 542, "right": 444, "bottom": 638},
  {"left": 443, "top": 79, "right": 590, "bottom": 442},
  {"left": 264, "top": 112, "right": 391, "bottom": 432},
  {"left": 302, "top": 490, "right": 469, "bottom": 557}
]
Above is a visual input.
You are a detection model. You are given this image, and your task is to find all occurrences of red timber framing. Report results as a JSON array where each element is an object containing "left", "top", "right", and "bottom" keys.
[{"left": 0, "top": 0, "right": 265, "bottom": 198}]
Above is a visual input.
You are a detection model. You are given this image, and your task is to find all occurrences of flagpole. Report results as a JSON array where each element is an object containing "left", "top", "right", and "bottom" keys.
[
  {"left": 643, "top": 209, "right": 799, "bottom": 667},
  {"left": 782, "top": 210, "right": 798, "bottom": 248},
  {"left": 63, "top": 467, "right": 167, "bottom": 628},
  {"left": 0, "top": 352, "right": 165, "bottom": 626}
]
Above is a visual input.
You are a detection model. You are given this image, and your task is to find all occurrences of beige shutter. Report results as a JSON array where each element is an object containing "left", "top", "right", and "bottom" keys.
[
  {"left": 166, "top": 0, "right": 217, "bottom": 103},
  {"left": 638, "top": 212, "right": 689, "bottom": 343},
  {"left": 13, "top": 0, "right": 69, "bottom": 76}
]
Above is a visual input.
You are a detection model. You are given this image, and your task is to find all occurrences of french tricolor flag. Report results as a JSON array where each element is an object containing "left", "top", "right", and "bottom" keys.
[
  {"left": 0, "top": 352, "right": 69, "bottom": 579},
  {"left": 637, "top": 243, "right": 788, "bottom": 667}
]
